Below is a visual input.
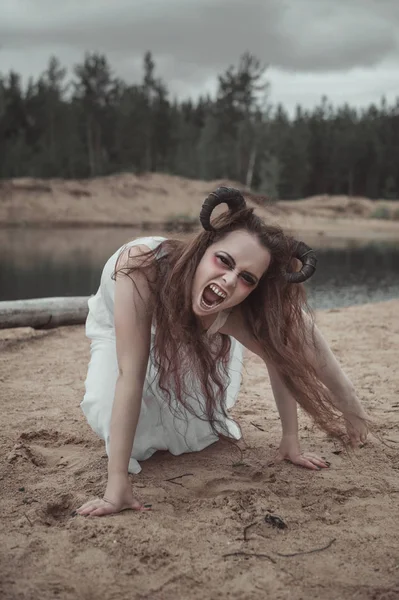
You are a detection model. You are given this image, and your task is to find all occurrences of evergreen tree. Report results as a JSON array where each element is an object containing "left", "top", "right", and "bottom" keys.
[{"left": 0, "top": 50, "right": 398, "bottom": 200}]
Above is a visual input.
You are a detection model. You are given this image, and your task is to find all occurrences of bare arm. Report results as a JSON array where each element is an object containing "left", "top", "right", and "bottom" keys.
[
  {"left": 267, "top": 362, "right": 299, "bottom": 436},
  {"left": 302, "top": 315, "right": 367, "bottom": 417},
  {"left": 107, "top": 245, "right": 154, "bottom": 477},
  {"left": 77, "top": 244, "right": 155, "bottom": 516},
  {"left": 221, "top": 309, "right": 299, "bottom": 435},
  {"left": 221, "top": 310, "right": 332, "bottom": 469}
]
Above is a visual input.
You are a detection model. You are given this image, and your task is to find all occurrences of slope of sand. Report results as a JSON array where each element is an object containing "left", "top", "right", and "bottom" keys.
[
  {"left": 1, "top": 300, "right": 399, "bottom": 600},
  {"left": 1, "top": 173, "right": 399, "bottom": 241}
]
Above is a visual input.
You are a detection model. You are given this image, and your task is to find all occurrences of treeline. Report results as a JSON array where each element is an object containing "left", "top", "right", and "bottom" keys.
[{"left": 1, "top": 51, "right": 398, "bottom": 200}]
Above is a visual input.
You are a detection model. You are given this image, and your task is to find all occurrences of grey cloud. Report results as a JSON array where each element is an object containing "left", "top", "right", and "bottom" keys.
[{"left": 1, "top": 0, "right": 399, "bottom": 90}]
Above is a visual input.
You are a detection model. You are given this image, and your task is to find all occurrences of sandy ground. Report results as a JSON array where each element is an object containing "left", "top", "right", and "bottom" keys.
[
  {"left": 1, "top": 173, "right": 399, "bottom": 242},
  {"left": 1, "top": 300, "right": 399, "bottom": 600}
]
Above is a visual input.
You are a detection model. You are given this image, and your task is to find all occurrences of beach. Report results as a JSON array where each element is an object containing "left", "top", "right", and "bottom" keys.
[{"left": 1, "top": 299, "right": 398, "bottom": 600}]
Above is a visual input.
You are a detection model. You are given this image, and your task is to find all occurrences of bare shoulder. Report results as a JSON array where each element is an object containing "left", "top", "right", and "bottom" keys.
[
  {"left": 113, "top": 243, "right": 156, "bottom": 371},
  {"left": 219, "top": 308, "right": 263, "bottom": 357},
  {"left": 116, "top": 243, "right": 157, "bottom": 271},
  {"left": 114, "top": 243, "right": 158, "bottom": 314}
]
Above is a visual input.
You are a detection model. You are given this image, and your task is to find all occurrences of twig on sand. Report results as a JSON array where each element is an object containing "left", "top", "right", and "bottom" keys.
[
  {"left": 164, "top": 473, "right": 193, "bottom": 487},
  {"left": 250, "top": 422, "right": 265, "bottom": 432},
  {"left": 24, "top": 514, "right": 33, "bottom": 527},
  {"left": 223, "top": 551, "right": 276, "bottom": 564},
  {"left": 276, "top": 538, "right": 336, "bottom": 558}
]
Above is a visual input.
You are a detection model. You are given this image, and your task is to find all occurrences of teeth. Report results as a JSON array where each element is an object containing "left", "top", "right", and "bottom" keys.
[
  {"left": 201, "top": 297, "right": 212, "bottom": 309},
  {"left": 210, "top": 284, "right": 226, "bottom": 299}
]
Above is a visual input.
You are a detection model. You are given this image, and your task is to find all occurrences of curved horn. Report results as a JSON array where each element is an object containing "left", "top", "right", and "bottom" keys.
[
  {"left": 200, "top": 187, "right": 246, "bottom": 231},
  {"left": 286, "top": 241, "right": 318, "bottom": 283}
]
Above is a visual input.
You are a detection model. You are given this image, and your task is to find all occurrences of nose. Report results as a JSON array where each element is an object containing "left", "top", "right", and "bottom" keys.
[{"left": 222, "top": 269, "right": 238, "bottom": 289}]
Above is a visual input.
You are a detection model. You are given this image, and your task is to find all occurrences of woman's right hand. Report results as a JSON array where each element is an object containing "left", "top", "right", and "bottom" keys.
[{"left": 76, "top": 474, "right": 150, "bottom": 517}]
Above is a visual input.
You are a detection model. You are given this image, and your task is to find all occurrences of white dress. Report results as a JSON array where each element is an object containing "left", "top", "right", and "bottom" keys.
[{"left": 81, "top": 236, "right": 244, "bottom": 474}]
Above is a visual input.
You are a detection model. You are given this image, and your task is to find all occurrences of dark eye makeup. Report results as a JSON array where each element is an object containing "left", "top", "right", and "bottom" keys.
[
  {"left": 217, "top": 254, "right": 231, "bottom": 266},
  {"left": 241, "top": 272, "right": 257, "bottom": 285},
  {"left": 215, "top": 252, "right": 257, "bottom": 286}
]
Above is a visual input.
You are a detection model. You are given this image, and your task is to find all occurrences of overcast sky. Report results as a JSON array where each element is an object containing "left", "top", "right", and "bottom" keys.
[{"left": 1, "top": 0, "right": 398, "bottom": 114}]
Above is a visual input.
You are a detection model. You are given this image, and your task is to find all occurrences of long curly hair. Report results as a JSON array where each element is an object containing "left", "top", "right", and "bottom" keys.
[{"left": 116, "top": 205, "right": 346, "bottom": 443}]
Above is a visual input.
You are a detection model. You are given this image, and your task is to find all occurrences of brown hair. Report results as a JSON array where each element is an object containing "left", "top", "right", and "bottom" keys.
[{"left": 117, "top": 206, "right": 346, "bottom": 444}]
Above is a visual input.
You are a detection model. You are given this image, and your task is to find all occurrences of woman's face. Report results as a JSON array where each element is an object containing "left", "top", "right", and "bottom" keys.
[{"left": 192, "top": 230, "right": 271, "bottom": 318}]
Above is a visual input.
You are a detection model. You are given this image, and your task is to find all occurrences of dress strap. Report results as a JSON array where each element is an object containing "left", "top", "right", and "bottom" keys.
[{"left": 206, "top": 310, "right": 231, "bottom": 337}]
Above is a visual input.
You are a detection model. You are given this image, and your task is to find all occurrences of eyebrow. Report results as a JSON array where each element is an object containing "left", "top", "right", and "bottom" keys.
[{"left": 221, "top": 252, "right": 259, "bottom": 283}]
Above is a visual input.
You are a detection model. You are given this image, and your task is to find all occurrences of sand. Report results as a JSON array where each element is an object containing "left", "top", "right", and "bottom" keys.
[
  {"left": 1, "top": 173, "right": 399, "bottom": 242},
  {"left": 1, "top": 300, "right": 399, "bottom": 600}
]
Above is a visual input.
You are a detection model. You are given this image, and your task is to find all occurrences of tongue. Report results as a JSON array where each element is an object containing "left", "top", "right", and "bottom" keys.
[{"left": 203, "top": 286, "right": 221, "bottom": 305}]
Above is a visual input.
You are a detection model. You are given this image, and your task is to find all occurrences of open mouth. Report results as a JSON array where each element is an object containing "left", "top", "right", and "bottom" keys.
[{"left": 200, "top": 284, "right": 227, "bottom": 310}]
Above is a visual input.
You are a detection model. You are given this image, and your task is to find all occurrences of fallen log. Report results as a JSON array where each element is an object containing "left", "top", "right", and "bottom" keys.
[{"left": 0, "top": 297, "right": 90, "bottom": 330}]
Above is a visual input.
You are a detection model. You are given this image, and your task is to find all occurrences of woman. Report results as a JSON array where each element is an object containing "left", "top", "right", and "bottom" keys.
[{"left": 77, "top": 187, "right": 368, "bottom": 517}]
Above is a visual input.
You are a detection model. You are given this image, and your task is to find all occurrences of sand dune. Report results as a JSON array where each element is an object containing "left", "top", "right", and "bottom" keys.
[
  {"left": 1, "top": 173, "right": 399, "bottom": 242},
  {"left": 1, "top": 300, "right": 398, "bottom": 600}
]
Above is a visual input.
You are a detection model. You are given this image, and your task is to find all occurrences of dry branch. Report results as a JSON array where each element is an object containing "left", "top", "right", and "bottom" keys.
[{"left": 0, "top": 297, "right": 89, "bottom": 329}]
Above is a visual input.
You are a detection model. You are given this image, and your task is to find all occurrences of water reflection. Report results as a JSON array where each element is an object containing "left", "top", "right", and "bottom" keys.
[
  {"left": 305, "top": 242, "right": 399, "bottom": 309},
  {"left": 1, "top": 228, "right": 398, "bottom": 310}
]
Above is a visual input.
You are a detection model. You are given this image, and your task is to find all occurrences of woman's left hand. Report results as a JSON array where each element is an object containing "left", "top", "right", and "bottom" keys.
[
  {"left": 344, "top": 413, "right": 369, "bottom": 447},
  {"left": 276, "top": 434, "right": 330, "bottom": 471}
]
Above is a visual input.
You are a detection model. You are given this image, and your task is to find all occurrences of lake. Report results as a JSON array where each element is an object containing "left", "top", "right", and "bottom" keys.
[{"left": 1, "top": 227, "right": 399, "bottom": 310}]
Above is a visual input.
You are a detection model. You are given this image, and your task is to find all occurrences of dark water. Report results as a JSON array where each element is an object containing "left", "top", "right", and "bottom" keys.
[
  {"left": 305, "top": 242, "right": 399, "bottom": 309},
  {"left": 1, "top": 229, "right": 399, "bottom": 310}
]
